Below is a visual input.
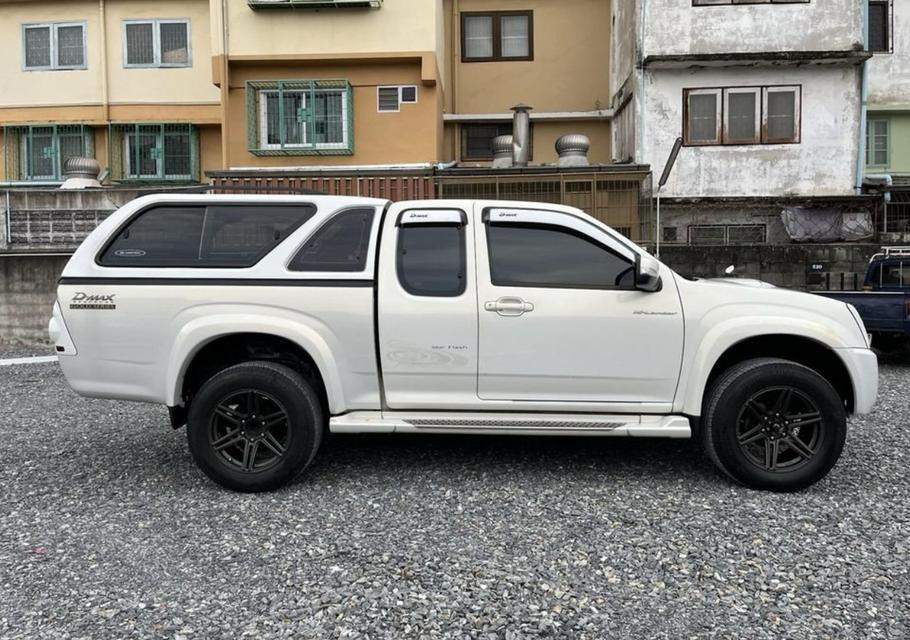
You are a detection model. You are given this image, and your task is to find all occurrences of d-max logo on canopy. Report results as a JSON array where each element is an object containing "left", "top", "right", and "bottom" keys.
[{"left": 70, "top": 292, "right": 117, "bottom": 311}]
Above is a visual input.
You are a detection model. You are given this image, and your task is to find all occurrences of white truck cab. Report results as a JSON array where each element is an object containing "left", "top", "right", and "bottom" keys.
[{"left": 50, "top": 194, "right": 878, "bottom": 492}]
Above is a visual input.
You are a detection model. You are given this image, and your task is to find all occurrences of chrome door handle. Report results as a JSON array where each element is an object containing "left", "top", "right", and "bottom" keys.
[{"left": 484, "top": 296, "right": 534, "bottom": 316}]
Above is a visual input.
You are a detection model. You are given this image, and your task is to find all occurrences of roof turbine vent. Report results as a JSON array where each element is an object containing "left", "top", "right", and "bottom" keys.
[{"left": 556, "top": 134, "right": 590, "bottom": 167}]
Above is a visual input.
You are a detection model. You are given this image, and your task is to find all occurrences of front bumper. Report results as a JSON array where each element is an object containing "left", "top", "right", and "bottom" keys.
[{"left": 837, "top": 347, "right": 879, "bottom": 414}]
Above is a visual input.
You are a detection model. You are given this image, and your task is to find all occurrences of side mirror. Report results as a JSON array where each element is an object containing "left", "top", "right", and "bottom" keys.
[{"left": 636, "top": 254, "right": 662, "bottom": 292}]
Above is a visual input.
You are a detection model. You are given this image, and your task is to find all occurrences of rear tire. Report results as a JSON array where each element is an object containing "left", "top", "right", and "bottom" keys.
[
  {"left": 186, "top": 361, "right": 323, "bottom": 492},
  {"left": 702, "top": 358, "right": 846, "bottom": 492}
]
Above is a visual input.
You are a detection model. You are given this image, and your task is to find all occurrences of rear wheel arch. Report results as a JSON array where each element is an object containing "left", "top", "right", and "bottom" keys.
[
  {"left": 697, "top": 334, "right": 854, "bottom": 416},
  {"left": 174, "top": 332, "right": 331, "bottom": 425}
]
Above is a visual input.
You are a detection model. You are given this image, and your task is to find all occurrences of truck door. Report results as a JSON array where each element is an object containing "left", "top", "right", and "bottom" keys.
[
  {"left": 475, "top": 205, "right": 684, "bottom": 407},
  {"left": 377, "top": 203, "right": 478, "bottom": 409}
]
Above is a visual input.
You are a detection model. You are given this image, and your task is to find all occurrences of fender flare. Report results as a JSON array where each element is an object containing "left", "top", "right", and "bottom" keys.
[
  {"left": 165, "top": 314, "right": 345, "bottom": 413},
  {"left": 678, "top": 317, "right": 849, "bottom": 416}
]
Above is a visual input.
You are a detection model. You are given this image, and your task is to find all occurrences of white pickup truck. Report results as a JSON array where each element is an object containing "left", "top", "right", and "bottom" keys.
[{"left": 49, "top": 194, "right": 878, "bottom": 492}]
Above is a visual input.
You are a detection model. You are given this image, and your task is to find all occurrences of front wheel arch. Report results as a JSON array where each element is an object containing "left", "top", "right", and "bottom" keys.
[{"left": 697, "top": 334, "right": 854, "bottom": 415}]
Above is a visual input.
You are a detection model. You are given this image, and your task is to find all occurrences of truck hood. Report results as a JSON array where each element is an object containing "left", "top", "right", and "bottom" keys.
[
  {"left": 702, "top": 277, "right": 777, "bottom": 289},
  {"left": 673, "top": 271, "right": 869, "bottom": 349}
]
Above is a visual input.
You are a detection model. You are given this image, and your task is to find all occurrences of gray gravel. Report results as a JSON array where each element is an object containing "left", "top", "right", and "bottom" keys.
[{"left": 1, "top": 354, "right": 908, "bottom": 639}]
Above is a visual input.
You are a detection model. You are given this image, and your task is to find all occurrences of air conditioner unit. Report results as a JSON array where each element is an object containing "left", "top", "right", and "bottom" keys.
[{"left": 248, "top": 0, "right": 382, "bottom": 8}]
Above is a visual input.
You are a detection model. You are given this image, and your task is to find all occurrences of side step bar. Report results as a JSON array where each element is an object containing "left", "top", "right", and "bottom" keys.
[{"left": 330, "top": 412, "right": 691, "bottom": 438}]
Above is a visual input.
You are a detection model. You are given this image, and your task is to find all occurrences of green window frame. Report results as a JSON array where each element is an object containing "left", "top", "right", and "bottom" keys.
[
  {"left": 246, "top": 79, "right": 354, "bottom": 156},
  {"left": 2, "top": 124, "right": 93, "bottom": 182},
  {"left": 866, "top": 117, "right": 889, "bottom": 170},
  {"left": 109, "top": 123, "right": 199, "bottom": 182}
]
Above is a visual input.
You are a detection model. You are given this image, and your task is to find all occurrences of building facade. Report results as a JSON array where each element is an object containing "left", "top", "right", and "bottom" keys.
[
  {"left": 0, "top": 0, "right": 222, "bottom": 184},
  {"left": 611, "top": 0, "right": 874, "bottom": 246}
]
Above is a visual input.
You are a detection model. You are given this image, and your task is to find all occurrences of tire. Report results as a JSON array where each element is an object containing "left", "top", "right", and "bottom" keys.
[
  {"left": 702, "top": 357, "right": 846, "bottom": 492},
  {"left": 186, "top": 361, "right": 324, "bottom": 492}
]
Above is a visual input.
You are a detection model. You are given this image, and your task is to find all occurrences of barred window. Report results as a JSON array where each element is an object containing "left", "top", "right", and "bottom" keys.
[
  {"left": 23, "top": 22, "right": 86, "bottom": 70},
  {"left": 247, "top": 80, "right": 353, "bottom": 156},
  {"left": 5, "top": 124, "right": 93, "bottom": 181},
  {"left": 109, "top": 124, "right": 198, "bottom": 182},
  {"left": 123, "top": 19, "right": 190, "bottom": 68}
]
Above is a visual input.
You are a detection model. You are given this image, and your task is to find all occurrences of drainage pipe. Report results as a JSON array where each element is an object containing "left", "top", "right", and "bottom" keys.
[{"left": 855, "top": 0, "right": 870, "bottom": 195}]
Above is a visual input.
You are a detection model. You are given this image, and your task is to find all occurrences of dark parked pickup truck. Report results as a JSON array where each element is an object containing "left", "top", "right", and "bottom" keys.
[{"left": 818, "top": 247, "right": 910, "bottom": 350}]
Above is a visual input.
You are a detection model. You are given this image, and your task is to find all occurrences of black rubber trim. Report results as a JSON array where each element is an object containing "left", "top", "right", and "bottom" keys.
[{"left": 58, "top": 277, "right": 373, "bottom": 287}]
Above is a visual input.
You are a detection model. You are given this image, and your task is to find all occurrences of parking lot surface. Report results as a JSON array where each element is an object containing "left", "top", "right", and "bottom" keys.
[{"left": 1, "top": 348, "right": 908, "bottom": 639}]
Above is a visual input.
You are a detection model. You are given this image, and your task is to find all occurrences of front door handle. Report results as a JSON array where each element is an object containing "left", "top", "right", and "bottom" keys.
[{"left": 484, "top": 296, "right": 534, "bottom": 317}]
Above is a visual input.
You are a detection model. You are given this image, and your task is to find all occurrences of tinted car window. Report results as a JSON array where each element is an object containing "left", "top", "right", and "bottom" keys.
[
  {"left": 880, "top": 262, "right": 903, "bottom": 287},
  {"left": 289, "top": 208, "right": 375, "bottom": 272},
  {"left": 397, "top": 224, "right": 465, "bottom": 297},
  {"left": 486, "top": 222, "right": 633, "bottom": 289},
  {"left": 100, "top": 204, "right": 315, "bottom": 267}
]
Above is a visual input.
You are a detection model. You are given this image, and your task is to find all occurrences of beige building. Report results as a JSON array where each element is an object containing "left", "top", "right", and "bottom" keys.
[
  {"left": 0, "top": 0, "right": 613, "bottom": 182},
  {"left": 0, "top": 0, "right": 222, "bottom": 183}
]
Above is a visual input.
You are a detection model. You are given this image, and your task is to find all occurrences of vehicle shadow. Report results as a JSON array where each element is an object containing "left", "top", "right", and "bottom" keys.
[{"left": 300, "top": 432, "right": 716, "bottom": 488}]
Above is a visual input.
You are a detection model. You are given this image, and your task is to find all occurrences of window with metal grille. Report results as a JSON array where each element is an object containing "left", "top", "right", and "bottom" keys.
[
  {"left": 461, "top": 11, "right": 533, "bottom": 61},
  {"left": 247, "top": 80, "right": 353, "bottom": 156},
  {"left": 869, "top": 1, "right": 892, "bottom": 53},
  {"left": 461, "top": 122, "right": 532, "bottom": 161},
  {"left": 290, "top": 208, "right": 376, "bottom": 272},
  {"left": 123, "top": 19, "right": 190, "bottom": 67},
  {"left": 3, "top": 124, "right": 93, "bottom": 181},
  {"left": 689, "top": 224, "right": 766, "bottom": 245},
  {"left": 684, "top": 86, "right": 800, "bottom": 146},
  {"left": 662, "top": 227, "right": 678, "bottom": 243},
  {"left": 22, "top": 22, "right": 86, "bottom": 70},
  {"left": 867, "top": 118, "right": 889, "bottom": 169},
  {"left": 377, "top": 86, "right": 418, "bottom": 112},
  {"left": 109, "top": 123, "right": 198, "bottom": 181}
]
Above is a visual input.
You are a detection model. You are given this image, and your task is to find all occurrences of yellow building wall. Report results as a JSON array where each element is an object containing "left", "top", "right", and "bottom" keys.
[
  {"left": 443, "top": 0, "right": 611, "bottom": 114},
  {"left": 226, "top": 61, "right": 441, "bottom": 167},
  {"left": 0, "top": 0, "right": 103, "bottom": 108},
  {"left": 220, "top": 0, "right": 444, "bottom": 58},
  {"left": 105, "top": 0, "right": 220, "bottom": 107}
]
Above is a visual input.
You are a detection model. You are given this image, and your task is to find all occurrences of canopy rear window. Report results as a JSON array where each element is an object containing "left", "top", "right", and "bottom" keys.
[{"left": 99, "top": 203, "right": 316, "bottom": 267}]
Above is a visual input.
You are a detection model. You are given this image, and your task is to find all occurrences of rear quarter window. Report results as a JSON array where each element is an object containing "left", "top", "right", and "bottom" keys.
[{"left": 99, "top": 203, "right": 316, "bottom": 267}]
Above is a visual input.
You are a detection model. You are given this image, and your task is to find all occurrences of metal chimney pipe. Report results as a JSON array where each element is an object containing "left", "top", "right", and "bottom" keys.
[{"left": 510, "top": 103, "right": 532, "bottom": 167}]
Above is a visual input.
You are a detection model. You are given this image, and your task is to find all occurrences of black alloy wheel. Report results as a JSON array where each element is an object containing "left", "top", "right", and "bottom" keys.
[
  {"left": 735, "top": 386, "right": 823, "bottom": 473},
  {"left": 187, "top": 361, "right": 323, "bottom": 492},
  {"left": 702, "top": 358, "right": 847, "bottom": 492},
  {"left": 210, "top": 389, "right": 291, "bottom": 473}
]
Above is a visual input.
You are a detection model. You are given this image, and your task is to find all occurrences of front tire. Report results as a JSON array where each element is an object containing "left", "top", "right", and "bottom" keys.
[
  {"left": 702, "top": 358, "right": 846, "bottom": 492},
  {"left": 187, "top": 361, "right": 323, "bottom": 492}
]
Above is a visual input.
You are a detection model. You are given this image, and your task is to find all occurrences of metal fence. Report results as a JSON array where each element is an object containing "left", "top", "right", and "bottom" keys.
[
  {"left": 436, "top": 171, "right": 655, "bottom": 243},
  {"left": 882, "top": 189, "right": 910, "bottom": 234}
]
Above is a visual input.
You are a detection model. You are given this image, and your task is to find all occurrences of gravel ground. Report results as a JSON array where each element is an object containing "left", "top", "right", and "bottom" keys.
[{"left": 1, "top": 353, "right": 908, "bottom": 639}]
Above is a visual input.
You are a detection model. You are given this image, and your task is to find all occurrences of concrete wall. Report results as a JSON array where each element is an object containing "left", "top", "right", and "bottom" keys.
[
  {"left": 660, "top": 243, "right": 879, "bottom": 291},
  {"left": 643, "top": 0, "right": 862, "bottom": 57},
  {"left": 644, "top": 65, "right": 862, "bottom": 198},
  {"left": 0, "top": 255, "right": 68, "bottom": 342},
  {"left": 867, "top": 0, "right": 910, "bottom": 108}
]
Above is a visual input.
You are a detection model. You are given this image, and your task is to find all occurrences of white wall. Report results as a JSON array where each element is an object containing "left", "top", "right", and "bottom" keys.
[
  {"left": 867, "top": 0, "right": 910, "bottom": 107},
  {"left": 643, "top": 0, "right": 862, "bottom": 58},
  {"left": 644, "top": 65, "right": 861, "bottom": 197}
]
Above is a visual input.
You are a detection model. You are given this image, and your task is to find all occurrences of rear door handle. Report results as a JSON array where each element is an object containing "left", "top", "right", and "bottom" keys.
[{"left": 484, "top": 296, "right": 534, "bottom": 316}]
